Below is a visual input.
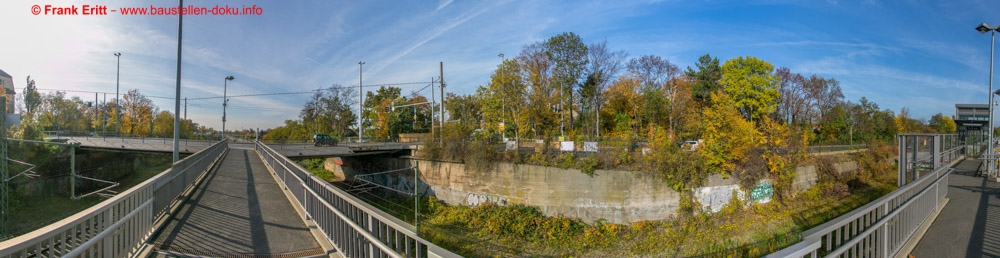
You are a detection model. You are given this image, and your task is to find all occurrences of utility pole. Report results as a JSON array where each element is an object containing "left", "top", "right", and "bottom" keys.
[
  {"left": 102, "top": 93, "right": 106, "bottom": 137},
  {"left": 184, "top": 97, "right": 187, "bottom": 120},
  {"left": 359, "top": 61, "right": 365, "bottom": 141},
  {"left": 499, "top": 53, "right": 505, "bottom": 141},
  {"left": 430, "top": 77, "right": 435, "bottom": 141},
  {"left": 1, "top": 97, "right": 7, "bottom": 237},
  {"left": 172, "top": 0, "right": 183, "bottom": 163},
  {"left": 439, "top": 62, "right": 445, "bottom": 144}
]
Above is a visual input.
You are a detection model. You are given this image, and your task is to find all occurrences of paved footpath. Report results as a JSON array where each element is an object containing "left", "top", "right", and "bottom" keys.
[
  {"left": 911, "top": 159, "right": 1000, "bottom": 257},
  {"left": 149, "top": 147, "right": 325, "bottom": 257}
]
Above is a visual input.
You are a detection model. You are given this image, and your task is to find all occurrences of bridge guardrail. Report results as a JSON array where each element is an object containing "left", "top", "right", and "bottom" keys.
[
  {"left": 255, "top": 141, "right": 460, "bottom": 258},
  {"left": 0, "top": 140, "right": 227, "bottom": 257},
  {"left": 767, "top": 134, "right": 970, "bottom": 258}
]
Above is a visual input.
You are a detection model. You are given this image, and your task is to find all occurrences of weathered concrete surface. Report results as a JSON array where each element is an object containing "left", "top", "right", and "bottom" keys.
[
  {"left": 416, "top": 161, "right": 679, "bottom": 224},
  {"left": 331, "top": 156, "right": 857, "bottom": 224}
]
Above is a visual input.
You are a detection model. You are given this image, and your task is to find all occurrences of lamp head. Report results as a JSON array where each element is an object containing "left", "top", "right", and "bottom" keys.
[
  {"left": 225, "top": 75, "right": 234, "bottom": 81},
  {"left": 993, "top": 89, "right": 1000, "bottom": 95},
  {"left": 978, "top": 22, "right": 995, "bottom": 34},
  {"left": 114, "top": 52, "right": 121, "bottom": 57}
]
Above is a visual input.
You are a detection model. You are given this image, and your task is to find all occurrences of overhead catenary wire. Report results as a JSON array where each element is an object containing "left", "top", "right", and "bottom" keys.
[{"left": 38, "top": 81, "right": 434, "bottom": 102}]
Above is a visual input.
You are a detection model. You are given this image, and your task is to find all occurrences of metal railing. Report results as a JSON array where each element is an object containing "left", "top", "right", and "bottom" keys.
[
  {"left": 767, "top": 134, "right": 967, "bottom": 258},
  {"left": 54, "top": 135, "right": 217, "bottom": 146},
  {"left": 255, "top": 141, "right": 459, "bottom": 258},
  {"left": 0, "top": 140, "right": 228, "bottom": 257}
]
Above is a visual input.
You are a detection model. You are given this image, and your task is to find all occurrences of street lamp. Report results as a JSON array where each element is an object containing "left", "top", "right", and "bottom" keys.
[
  {"left": 114, "top": 52, "right": 121, "bottom": 136},
  {"left": 359, "top": 61, "right": 365, "bottom": 141},
  {"left": 223, "top": 75, "right": 234, "bottom": 141},
  {"left": 978, "top": 22, "right": 1000, "bottom": 177},
  {"left": 498, "top": 53, "right": 505, "bottom": 141}
]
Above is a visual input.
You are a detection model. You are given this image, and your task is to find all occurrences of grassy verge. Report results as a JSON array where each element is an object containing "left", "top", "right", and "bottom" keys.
[
  {"left": 5, "top": 153, "right": 173, "bottom": 240},
  {"left": 297, "top": 158, "right": 337, "bottom": 182}
]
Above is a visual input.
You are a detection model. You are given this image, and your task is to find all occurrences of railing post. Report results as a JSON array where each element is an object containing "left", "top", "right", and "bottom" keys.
[
  {"left": 933, "top": 135, "right": 941, "bottom": 170},
  {"left": 899, "top": 135, "right": 907, "bottom": 187}
]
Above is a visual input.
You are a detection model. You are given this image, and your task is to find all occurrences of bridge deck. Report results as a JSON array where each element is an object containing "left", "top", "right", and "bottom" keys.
[
  {"left": 148, "top": 147, "right": 325, "bottom": 257},
  {"left": 912, "top": 158, "right": 1000, "bottom": 257}
]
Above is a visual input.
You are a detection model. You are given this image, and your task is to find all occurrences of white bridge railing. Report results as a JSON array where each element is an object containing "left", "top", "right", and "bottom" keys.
[
  {"left": 767, "top": 134, "right": 974, "bottom": 258},
  {"left": 256, "top": 141, "right": 459, "bottom": 258},
  {"left": 0, "top": 140, "right": 228, "bottom": 257}
]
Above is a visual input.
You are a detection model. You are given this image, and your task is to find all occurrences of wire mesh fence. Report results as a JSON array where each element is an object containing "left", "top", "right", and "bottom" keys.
[{"left": 1, "top": 139, "right": 175, "bottom": 240}]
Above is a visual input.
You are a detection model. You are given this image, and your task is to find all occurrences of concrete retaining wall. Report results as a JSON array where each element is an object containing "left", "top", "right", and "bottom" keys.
[{"left": 327, "top": 156, "right": 857, "bottom": 224}]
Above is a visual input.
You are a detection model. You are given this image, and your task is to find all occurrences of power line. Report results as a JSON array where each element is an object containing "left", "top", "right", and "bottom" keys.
[
  {"left": 38, "top": 81, "right": 435, "bottom": 101},
  {"left": 35, "top": 88, "right": 174, "bottom": 100}
]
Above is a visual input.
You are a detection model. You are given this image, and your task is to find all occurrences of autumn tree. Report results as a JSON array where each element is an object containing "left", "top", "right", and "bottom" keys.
[
  {"left": 602, "top": 76, "right": 642, "bottom": 138},
  {"left": 482, "top": 58, "right": 527, "bottom": 140},
  {"left": 120, "top": 89, "right": 155, "bottom": 136},
  {"left": 701, "top": 91, "right": 760, "bottom": 178},
  {"left": 582, "top": 39, "right": 627, "bottom": 139},
  {"left": 928, "top": 113, "right": 956, "bottom": 134},
  {"left": 152, "top": 110, "right": 174, "bottom": 137},
  {"left": 719, "top": 56, "right": 780, "bottom": 122},
  {"left": 804, "top": 75, "right": 844, "bottom": 123},
  {"left": 894, "top": 107, "right": 922, "bottom": 133},
  {"left": 517, "top": 42, "right": 558, "bottom": 139},
  {"left": 362, "top": 86, "right": 402, "bottom": 139},
  {"left": 301, "top": 85, "right": 358, "bottom": 138},
  {"left": 627, "top": 55, "right": 679, "bottom": 137},
  {"left": 774, "top": 67, "right": 808, "bottom": 124}
]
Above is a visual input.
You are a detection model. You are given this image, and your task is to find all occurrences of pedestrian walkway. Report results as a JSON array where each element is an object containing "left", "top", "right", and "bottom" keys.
[
  {"left": 148, "top": 148, "right": 325, "bottom": 257},
  {"left": 911, "top": 159, "right": 1000, "bottom": 257}
]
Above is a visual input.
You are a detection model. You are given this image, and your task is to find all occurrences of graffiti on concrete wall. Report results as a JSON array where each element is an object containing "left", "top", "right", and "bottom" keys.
[
  {"left": 694, "top": 181, "right": 774, "bottom": 213},
  {"left": 360, "top": 173, "right": 430, "bottom": 196},
  {"left": 466, "top": 193, "right": 508, "bottom": 206},
  {"left": 694, "top": 184, "right": 741, "bottom": 213}
]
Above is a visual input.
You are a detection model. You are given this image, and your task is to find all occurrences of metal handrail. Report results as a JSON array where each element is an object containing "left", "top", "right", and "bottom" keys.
[
  {"left": 767, "top": 134, "right": 962, "bottom": 257},
  {"left": 0, "top": 140, "right": 227, "bottom": 257},
  {"left": 255, "top": 141, "right": 460, "bottom": 258}
]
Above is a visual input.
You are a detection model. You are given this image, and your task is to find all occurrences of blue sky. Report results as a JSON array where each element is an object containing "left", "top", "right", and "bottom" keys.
[{"left": 1, "top": 0, "right": 998, "bottom": 130}]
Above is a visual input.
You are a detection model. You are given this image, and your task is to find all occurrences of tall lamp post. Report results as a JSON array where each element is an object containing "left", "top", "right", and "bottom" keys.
[
  {"left": 978, "top": 22, "right": 999, "bottom": 177},
  {"left": 223, "top": 75, "right": 234, "bottom": 141},
  {"left": 114, "top": 52, "right": 121, "bottom": 136},
  {"left": 359, "top": 61, "right": 365, "bottom": 141},
  {"left": 498, "top": 53, "right": 505, "bottom": 141}
]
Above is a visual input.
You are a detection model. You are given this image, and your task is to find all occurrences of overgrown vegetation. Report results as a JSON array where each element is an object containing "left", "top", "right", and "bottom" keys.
[
  {"left": 296, "top": 158, "right": 337, "bottom": 182},
  {"left": 371, "top": 142, "right": 899, "bottom": 257}
]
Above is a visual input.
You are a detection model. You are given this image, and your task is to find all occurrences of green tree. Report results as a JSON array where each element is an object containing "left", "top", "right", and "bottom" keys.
[
  {"left": 686, "top": 54, "right": 722, "bottom": 105},
  {"left": 545, "top": 32, "right": 588, "bottom": 135},
  {"left": 263, "top": 119, "right": 309, "bottom": 141},
  {"left": 719, "top": 56, "right": 780, "bottom": 122},
  {"left": 928, "top": 113, "right": 956, "bottom": 134},
  {"left": 22, "top": 76, "right": 42, "bottom": 120},
  {"left": 301, "top": 85, "right": 358, "bottom": 138},
  {"left": 483, "top": 58, "right": 527, "bottom": 140},
  {"left": 362, "top": 86, "right": 402, "bottom": 139},
  {"left": 152, "top": 110, "right": 174, "bottom": 137}
]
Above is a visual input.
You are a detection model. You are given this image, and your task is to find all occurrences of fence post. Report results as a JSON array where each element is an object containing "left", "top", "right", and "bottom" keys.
[
  {"left": 933, "top": 135, "right": 941, "bottom": 170},
  {"left": 899, "top": 135, "right": 906, "bottom": 187}
]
